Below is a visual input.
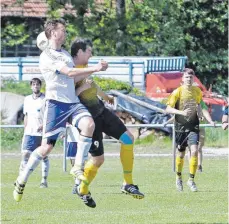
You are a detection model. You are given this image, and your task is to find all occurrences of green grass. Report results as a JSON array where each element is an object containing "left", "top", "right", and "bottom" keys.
[
  {"left": 1, "top": 127, "right": 228, "bottom": 152},
  {"left": 1, "top": 154, "right": 228, "bottom": 224}
]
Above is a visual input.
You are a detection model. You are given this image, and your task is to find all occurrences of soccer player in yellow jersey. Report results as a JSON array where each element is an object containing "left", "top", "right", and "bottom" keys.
[
  {"left": 166, "top": 68, "right": 202, "bottom": 192},
  {"left": 68, "top": 38, "right": 144, "bottom": 207}
]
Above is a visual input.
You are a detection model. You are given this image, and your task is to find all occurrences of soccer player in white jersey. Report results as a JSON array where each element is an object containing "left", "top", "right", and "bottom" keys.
[
  {"left": 19, "top": 78, "right": 49, "bottom": 188},
  {"left": 13, "top": 18, "right": 108, "bottom": 207}
]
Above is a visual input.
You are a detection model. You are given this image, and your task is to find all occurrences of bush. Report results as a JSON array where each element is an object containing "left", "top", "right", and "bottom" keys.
[{"left": 94, "top": 76, "right": 143, "bottom": 95}]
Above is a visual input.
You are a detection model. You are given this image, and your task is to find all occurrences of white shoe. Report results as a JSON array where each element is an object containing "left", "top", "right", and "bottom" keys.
[
  {"left": 176, "top": 178, "right": 183, "bottom": 192},
  {"left": 187, "top": 179, "right": 198, "bottom": 192}
]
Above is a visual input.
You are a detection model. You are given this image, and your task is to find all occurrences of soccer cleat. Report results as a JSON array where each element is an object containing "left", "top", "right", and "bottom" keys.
[
  {"left": 40, "top": 182, "right": 48, "bottom": 188},
  {"left": 72, "top": 184, "right": 78, "bottom": 194},
  {"left": 176, "top": 178, "right": 183, "bottom": 192},
  {"left": 121, "top": 184, "right": 144, "bottom": 199},
  {"left": 13, "top": 180, "right": 25, "bottom": 202},
  {"left": 70, "top": 166, "right": 86, "bottom": 181},
  {"left": 75, "top": 186, "right": 96, "bottom": 208},
  {"left": 198, "top": 165, "right": 203, "bottom": 172},
  {"left": 187, "top": 179, "right": 198, "bottom": 192}
]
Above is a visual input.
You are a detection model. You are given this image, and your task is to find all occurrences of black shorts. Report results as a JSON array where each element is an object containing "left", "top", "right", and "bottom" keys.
[
  {"left": 175, "top": 131, "right": 199, "bottom": 152},
  {"left": 89, "top": 107, "right": 127, "bottom": 157}
]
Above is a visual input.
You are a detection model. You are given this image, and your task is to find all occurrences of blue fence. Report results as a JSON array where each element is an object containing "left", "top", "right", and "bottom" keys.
[{"left": 0, "top": 56, "right": 187, "bottom": 89}]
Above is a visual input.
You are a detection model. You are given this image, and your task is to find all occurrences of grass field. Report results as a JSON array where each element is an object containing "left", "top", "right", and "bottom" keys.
[{"left": 1, "top": 150, "right": 228, "bottom": 224}]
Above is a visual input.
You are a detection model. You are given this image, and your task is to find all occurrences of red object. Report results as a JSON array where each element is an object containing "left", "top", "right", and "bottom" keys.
[{"left": 146, "top": 72, "right": 227, "bottom": 107}]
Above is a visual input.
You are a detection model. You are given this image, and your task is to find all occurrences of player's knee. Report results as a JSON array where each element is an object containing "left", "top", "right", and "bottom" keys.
[
  {"left": 79, "top": 117, "right": 95, "bottom": 134},
  {"left": 91, "top": 155, "right": 104, "bottom": 167},
  {"left": 119, "top": 131, "right": 134, "bottom": 145},
  {"left": 22, "top": 151, "right": 31, "bottom": 160},
  {"left": 39, "top": 144, "right": 53, "bottom": 157}
]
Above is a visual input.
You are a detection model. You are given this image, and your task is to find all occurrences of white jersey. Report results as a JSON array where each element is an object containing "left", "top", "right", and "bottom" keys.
[
  {"left": 23, "top": 93, "right": 45, "bottom": 136},
  {"left": 39, "top": 48, "right": 79, "bottom": 103}
]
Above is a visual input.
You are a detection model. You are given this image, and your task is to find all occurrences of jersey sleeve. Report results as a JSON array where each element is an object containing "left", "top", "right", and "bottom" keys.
[
  {"left": 197, "top": 88, "right": 203, "bottom": 103},
  {"left": 166, "top": 88, "right": 180, "bottom": 108}
]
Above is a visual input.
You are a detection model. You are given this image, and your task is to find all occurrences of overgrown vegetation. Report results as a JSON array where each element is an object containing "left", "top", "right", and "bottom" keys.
[
  {"left": 1, "top": 0, "right": 227, "bottom": 95},
  {"left": 1, "top": 77, "right": 143, "bottom": 96}
]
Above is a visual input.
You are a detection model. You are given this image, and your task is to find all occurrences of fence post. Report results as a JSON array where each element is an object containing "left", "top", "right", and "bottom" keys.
[
  {"left": 128, "top": 62, "right": 133, "bottom": 86},
  {"left": 18, "top": 57, "right": 23, "bottom": 81}
]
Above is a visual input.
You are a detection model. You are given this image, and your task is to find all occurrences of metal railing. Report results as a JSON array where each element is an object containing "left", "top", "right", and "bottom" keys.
[
  {"left": 1, "top": 123, "right": 222, "bottom": 172},
  {"left": 0, "top": 56, "right": 187, "bottom": 89}
]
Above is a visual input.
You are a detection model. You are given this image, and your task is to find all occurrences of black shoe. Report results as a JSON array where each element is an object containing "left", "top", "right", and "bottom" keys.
[
  {"left": 76, "top": 186, "right": 96, "bottom": 208},
  {"left": 72, "top": 184, "right": 78, "bottom": 194},
  {"left": 198, "top": 165, "right": 203, "bottom": 172},
  {"left": 121, "top": 184, "right": 144, "bottom": 199}
]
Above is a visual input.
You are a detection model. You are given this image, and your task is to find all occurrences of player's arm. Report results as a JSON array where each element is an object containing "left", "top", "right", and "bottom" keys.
[
  {"left": 60, "top": 61, "right": 108, "bottom": 82},
  {"left": 24, "top": 114, "right": 28, "bottom": 128},
  {"left": 94, "top": 83, "right": 114, "bottom": 105},
  {"left": 163, "top": 115, "right": 175, "bottom": 127},
  {"left": 202, "top": 108, "right": 215, "bottom": 126},
  {"left": 23, "top": 98, "right": 28, "bottom": 128},
  {"left": 166, "top": 105, "right": 191, "bottom": 116}
]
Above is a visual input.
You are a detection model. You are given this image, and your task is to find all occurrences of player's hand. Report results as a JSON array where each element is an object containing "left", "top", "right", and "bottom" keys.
[
  {"left": 95, "top": 60, "right": 108, "bottom": 72},
  {"left": 107, "top": 95, "right": 114, "bottom": 105},
  {"left": 182, "top": 108, "right": 192, "bottom": 117},
  {"left": 37, "top": 125, "right": 43, "bottom": 132},
  {"left": 222, "top": 122, "right": 228, "bottom": 130},
  {"left": 210, "top": 121, "right": 216, "bottom": 127}
]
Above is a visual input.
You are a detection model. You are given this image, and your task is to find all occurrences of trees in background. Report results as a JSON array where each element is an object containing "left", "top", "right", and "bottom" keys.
[{"left": 1, "top": 0, "right": 227, "bottom": 94}]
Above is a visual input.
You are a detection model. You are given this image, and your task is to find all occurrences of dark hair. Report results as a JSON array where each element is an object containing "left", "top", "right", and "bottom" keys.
[
  {"left": 183, "top": 68, "right": 195, "bottom": 76},
  {"left": 44, "top": 18, "right": 66, "bottom": 39},
  {"left": 71, "top": 38, "right": 93, "bottom": 57},
  {"left": 30, "top": 78, "right": 42, "bottom": 86}
]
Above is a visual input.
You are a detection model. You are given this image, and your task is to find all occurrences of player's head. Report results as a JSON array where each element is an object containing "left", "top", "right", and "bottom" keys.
[
  {"left": 44, "top": 18, "right": 66, "bottom": 45},
  {"left": 30, "top": 78, "right": 42, "bottom": 94},
  {"left": 182, "top": 68, "right": 195, "bottom": 87},
  {"left": 71, "top": 38, "right": 93, "bottom": 65}
]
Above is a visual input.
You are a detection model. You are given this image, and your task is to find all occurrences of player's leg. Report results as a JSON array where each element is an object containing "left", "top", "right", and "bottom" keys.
[
  {"left": 102, "top": 108, "right": 144, "bottom": 199},
  {"left": 13, "top": 100, "right": 70, "bottom": 202},
  {"left": 19, "top": 135, "right": 32, "bottom": 175},
  {"left": 40, "top": 155, "right": 49, "bottom": 188},
  {"left": 175, "top": 132, "right": 187, "bottom": 192},
  {"left": 198, "top": 128, "right": 205, "bottom": 172},
  {"left": 70, "top": 103, "right": 94, "bottom": 181},
  {"left": 75, "top": 117, "right": 104, "bottom": 208},
  {"left": 187, "top": 131, "right": 199, "bottom": 192}
]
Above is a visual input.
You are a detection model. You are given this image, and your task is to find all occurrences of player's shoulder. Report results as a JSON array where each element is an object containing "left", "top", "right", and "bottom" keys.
[
  {"left": 192, "top": 86, "right": 201, "bottom": 92},
  {"left": 172, "top": 86, "right": 182, "bottom": 95},
  {"left": 24, "top": 94, "right": 32, "bottom": 100}
]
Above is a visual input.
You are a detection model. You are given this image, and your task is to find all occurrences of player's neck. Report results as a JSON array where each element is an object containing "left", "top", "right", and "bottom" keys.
[
  {"left": 75, "top": 60, "right": 87, "bottom": 67},
  {"left": 32, "top": 92, "right": 41, "bottom": 99},
  {"left": 182, "top": 85, "right": 192, "bottom": 90},
  {"left": 49, "top": 40, "right": 62, "bottom": 51}
]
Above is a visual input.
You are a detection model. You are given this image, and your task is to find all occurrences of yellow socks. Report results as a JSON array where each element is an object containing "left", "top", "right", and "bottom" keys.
[
  {"left": 120, "top": 144, "right": 134, "bottom": 184},
  {"left": 189, "top": 156, "right": 198, "bottom": 179},
  {"left": 80, "top": 160, "right": 99, "bottom": 195},
  {"left": 176, "top": 157, "right": 184, "bottom": 178}
]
